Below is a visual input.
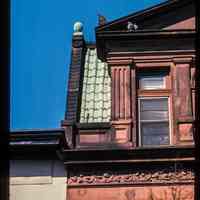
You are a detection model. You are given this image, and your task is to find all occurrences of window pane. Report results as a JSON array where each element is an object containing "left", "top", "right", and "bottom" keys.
[
  {"left": 140, "top": 99, "right": 168, "bottom": 111},
  {"left": 139, "top": 70, "right": 167, "bottom": 90},
  {"left": 140, "top": 110, "right": 168, "bottom": 121},
  {"left": 142, "top": 135, "right": 169, "bottom": 146},
  {"left": 139, "top": 77, "right": 164, "bottom": 89},
  {"left": 141, "top": 122, "right": 169, "bottom": 145}
]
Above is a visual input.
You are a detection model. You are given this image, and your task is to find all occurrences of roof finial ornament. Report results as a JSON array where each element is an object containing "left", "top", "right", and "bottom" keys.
[
  {"left": 73, "top": 21, "right": 83, "bottom": 36},
  {"left": 98, "top": 14, "right": 107, "bottom": 26},
  {"left": 127, "top": 21, "right": 138, "bottom": 31}
]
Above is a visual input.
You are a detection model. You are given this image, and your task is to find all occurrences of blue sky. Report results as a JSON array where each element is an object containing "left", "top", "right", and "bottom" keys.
[{"left": 11, "top": 0, "right": 166, "bottom": 130}]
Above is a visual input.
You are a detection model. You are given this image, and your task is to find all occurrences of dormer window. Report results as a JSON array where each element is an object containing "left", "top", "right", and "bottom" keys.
[{"left": 137, "top": 69, "right": 171, "bottom": 147}]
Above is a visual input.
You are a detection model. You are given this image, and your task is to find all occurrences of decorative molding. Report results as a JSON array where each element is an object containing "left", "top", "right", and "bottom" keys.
[
  {"left": 68, "top": 168, "right": 194, "bottom": 186},
  {"left": 107, "top": 59, "right": 133, "bottom": 66},
  {"left": 135, "top": 62, "right": 171, "bottom": 68},
  {"left": 108, "top": 50, "right": 195, "bottom": 58},
  {"left": 172, "top": 57, "right": 193, "bottom": 64}
]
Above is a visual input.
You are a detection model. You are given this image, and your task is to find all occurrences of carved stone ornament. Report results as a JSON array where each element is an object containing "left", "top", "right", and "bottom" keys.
[{"left": 68, "top": 168, "right": 194, "bottom": 186}]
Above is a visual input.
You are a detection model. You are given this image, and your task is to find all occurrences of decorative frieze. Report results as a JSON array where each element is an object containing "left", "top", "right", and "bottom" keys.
[{"left": 68, "top": 168, "right": 194, "bottom": 186}]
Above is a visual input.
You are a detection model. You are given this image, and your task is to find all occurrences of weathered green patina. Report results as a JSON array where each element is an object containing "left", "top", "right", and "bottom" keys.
[{"left": 80, "top": 48, "right": 111, "bottom": 123}]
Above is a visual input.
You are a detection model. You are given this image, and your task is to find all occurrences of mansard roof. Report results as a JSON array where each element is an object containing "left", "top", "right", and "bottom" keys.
[
  {"left": 80, "top": 47, "right": 111, "bottom": 123},
  {"left": 65, "top": 0, "right": 195, "bottom": 124}
]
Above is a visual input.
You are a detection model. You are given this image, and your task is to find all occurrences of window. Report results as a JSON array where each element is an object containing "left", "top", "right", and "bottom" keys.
[
  {"left": 138, "top": 71, "right": 167, "bottom": 90},
  {"left": 137, "top": 69, "right": 171, "bottom": 146},
  {"left": 139, "top": 98, "right": 170, "bottom": 146}
]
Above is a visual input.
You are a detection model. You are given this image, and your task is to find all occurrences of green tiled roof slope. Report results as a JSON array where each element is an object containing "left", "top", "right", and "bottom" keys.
[{"left": 80, "top": 48, "right": 111, "bottom": 123}]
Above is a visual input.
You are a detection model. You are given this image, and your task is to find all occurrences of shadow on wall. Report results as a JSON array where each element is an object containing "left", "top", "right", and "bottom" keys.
[
  {"left": 10, "top": 160, "right": 66, "bottom": 177},
  {"left": 10, "top": 160, "right": 66, "bottom": 185}
]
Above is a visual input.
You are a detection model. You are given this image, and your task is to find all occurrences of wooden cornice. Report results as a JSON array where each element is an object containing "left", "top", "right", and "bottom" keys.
[
  {"left": 10, "top": 129, "right": 63, "bottom": 142},
  {"left": 107, "top": 50, "right": 195, "bottom": 60},
  {"left": 10, "top": 129, "right": 64, "bottom": 159},
  {"left": 60, "top": 145, "right": 195, "bottom": 165},
  {"left": 97, "top": 29, "right": 195, "bottom": 38},
  {"left": 106, "top": 52, "right": 195, "bottom": 69},
  {"left": 96, "top": 30, "right": 195, "bottom": 61}
]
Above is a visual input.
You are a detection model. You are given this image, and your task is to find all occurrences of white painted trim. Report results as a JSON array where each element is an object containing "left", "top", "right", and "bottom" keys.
[{"left": 10, "top": 176, "right": 53, "bottom": 185}]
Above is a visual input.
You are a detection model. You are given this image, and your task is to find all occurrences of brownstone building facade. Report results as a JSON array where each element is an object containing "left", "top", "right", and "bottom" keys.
[
  {"left": 10, "top": 0, "right": 196, "bottom": 199},
  {"left": 60, "top": 0, "right": 196, "bottom": 199}
]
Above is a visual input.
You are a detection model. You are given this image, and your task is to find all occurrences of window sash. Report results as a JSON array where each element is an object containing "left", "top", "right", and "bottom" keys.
[
  {"left": 141, "top": 122, "right": 170, "bottom": 146},
  {"left": 138, "top": 97, "right": 170, "bottom": 146},
  {"left": 140, "top": 98, "right": 168, "bottom": 111},
  {"left": 140, "top": 111, "right": 169, "bottom": 121}
]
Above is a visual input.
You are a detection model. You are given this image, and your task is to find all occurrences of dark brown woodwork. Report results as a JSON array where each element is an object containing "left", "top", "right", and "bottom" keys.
[
  {"left": 61, "top": 120, "right": 73, "bottom": 148},
  {"left": 62, "top": 1, "right": 196, "bottom": 199},
  {"left": 60, "top": 146, "right": 195, "bottom": 164},
  {"left": 172, "top": 59, "right": 194, "bottom": 144},
  {"left": 109, "top": 63, "right": 133, "bottom": 146},
  {"left": 111, "top": 68, "right": 115, "bottom": 120},
  {"left": 63, "top": 123, "right": 74, "bottom": 149},
  {"left": 65, "top": 35, "right": 86, "bottom": 122},
  {"left": 176, "top": 63, "right": 192, "bottom": 119},
  {"left": 125, "top": 68, "right": 131, "bottom": 119},
  {"left": 192, "top": 90, "right": 195, "bottom": 119},
  {"left": 62, "top": 53, "right": 196, "bottom": 149},
  {"left": 114, "top": 67, "right": 120, "bottom": 120},
  {"left": 62, "top": 34, "right": 86, "bottom": 149},
  {"left": 191, "top": 66, "right": 195, "bottom": 120},
  {"left": 171, "top": 63, "right": 178, "bottom": 145},
  {"left": 96, "top": 0, "right": 194, "bottom": 32},
  {"left": 111, "top": 66, "right": 131, "bottom": 121},
  {"left": 131, "top": 67, "right": 137, "bottom": 147},
  {"left": 97, "top": 30, "right": 195, "bottom": 61},
  {"left": 10, "top": 129, "right": 63, "bottom": 159}
]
